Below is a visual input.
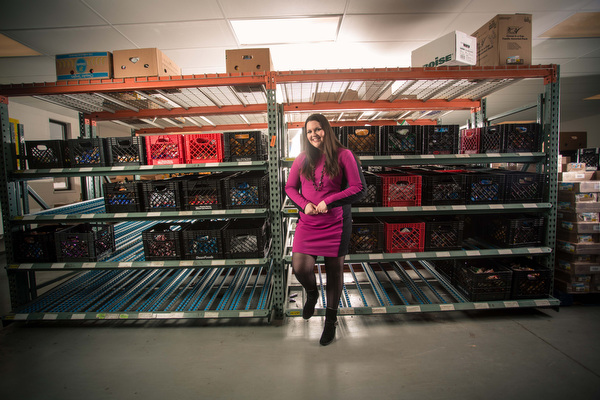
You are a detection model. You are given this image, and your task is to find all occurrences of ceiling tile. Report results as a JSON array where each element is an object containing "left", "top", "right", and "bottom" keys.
[
  {"left": 115, "top": 20, "right": 237, "bottom": 49},
  {"left": 533, "top": 38, "right": 600, "bottom": 58},
  {"left": 347, "top": 0, "right": 471, "bottom": 14},
  {"left": 87, "top": 0, "right": 224, "bottom": 24},
  {"left": 219, "top": 0, "right": 347, "bottom": 18},
  {"left": 0, "top": 56, "right": 55, "bottom": 84},
  {"left": 165, "top": 47, "right": 229, "bottom": 74},
  {"left": 540, "top": 12, "right": 600, "bottom": 37},
  {"left": 0, "top": 0, "right": 106, "bottom": 29},
  {"left": 2, "top": 27, "right": 135, "bottom": 56},
  {"left": 459, "top": 0, "right": 595, "bottom": 13}
]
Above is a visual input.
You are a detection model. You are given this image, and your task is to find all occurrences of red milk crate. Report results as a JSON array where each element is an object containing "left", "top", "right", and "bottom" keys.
[
  {"left": 184, "top": 133, "right": 224, "bottom": 164},
  {"left": 378, "top": 172, "right": 422, "bottom": 207},
  {"left": 459, "top": 128, "right": 481, "bottom": 154},
  {"left": 145, "top": 135, "right": 185, "bottom": 165},
  {"left": 384, "top": 219, "right": 425, "bottom": 253}
]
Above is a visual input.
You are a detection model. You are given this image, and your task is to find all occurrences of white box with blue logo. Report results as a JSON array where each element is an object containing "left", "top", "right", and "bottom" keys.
[
  {"left": 55, "top": 52, "right": 113, "bottom": 80},
  {"left": 411, "top": 31, "right": 477, "bottom": 67}
]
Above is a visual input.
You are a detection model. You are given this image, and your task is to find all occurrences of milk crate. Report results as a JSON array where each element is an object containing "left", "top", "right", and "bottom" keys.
[
  {"left": 341, "top": 126, "right": 380, "bottom": 156},
  {"left": 355, "top": 171, "right": 382, "bottom": 207},
  {"left": 480, "top": 125, "right": 503, "bottom": 153},
  {"left": 181, "top": 173, "right": 229, "bottom": 210},
  {"left": 106, "top": 136, "right": 145, "bottom": 166},
  {"left": 68, "top": 138, "right": 107, "bottom": 167},
  {"left": 429, "top": 259, "right": 457, "bottom": 284},
  {"left": 465, "top": 172, "right": 505, "bottom": 204},
  {"left": 26, "top": 140, "right": 69, "bottom": 169},
  {"left": 379, "top": 172, "right": 422, "bottom": 207},
  {"left": 459, "top": 128, "right": 480, "bottom": 154},
  {"left": 500, "top": 171, "right": 545, "bottom": 203},
  {"left": 503, "top": 123, "right": 541, "bottom": 153},
  {"left": 502, "top": 257, "right": 552, "bottom": 299},
  {"left": 182, "top": 220, "right": 228, "bottom": 260},
  {"left": 455, "top": 260, "right": 512, "bottom": 301},
  {"left": 103, "top": 181, "right": 143, "bottom": 213},
  {"left": 141, "top": 180, "right": 183, "bottom": 211},
  {"left": 13, "top": 225, "right": 65, "bottom": 263},
  {"left": 384, "top": 219, "right": 425, "bottom": 253},
  {"left": 422, "top": 125, "right": 459, "bottom": 155},
  {"left": 145, "top": 134, "right": 185, "bottom": 165},
  {"left": 223, "top": 131, "right": 267, "bottom": 161},
  {"left": 184, "top": 133, "right": 224, "bottom": 164},
  {"left": 142, "top": 223, "right": 190, "bottom": 261},
  {"left": 424, "top": 217, "right": 464, "bottom": 251},
  {"left": 577, "top": 148, "right": 600, "bottom": 170},
  {"left": 55, "top": 223, "right": 115, "bottom": 262},
  {"left": 349, "top": 217, "right": 385, "bottom": 254},
  {"left": 223, "top": 218, "right": 271, "bottom": 258},
  {"left": 485, "top": 215, "right": 545, "bottom": 248},
  {"left": 420, "top": 170, "right": 467, "bottom": 206},
  {"left": 223, "top": 171, "right": 269, "bottom": 209},
  {"left": 381, "top": 125, "right": 421, "bottom": 155}
]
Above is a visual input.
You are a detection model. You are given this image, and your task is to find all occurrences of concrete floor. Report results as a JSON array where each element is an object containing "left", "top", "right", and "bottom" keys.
[{"left": 1, "top": 258, "right": 600, "bottom": 399}]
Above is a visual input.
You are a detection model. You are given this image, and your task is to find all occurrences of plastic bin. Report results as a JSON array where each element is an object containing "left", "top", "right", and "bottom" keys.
[
  {"left": 499, "top": 171, "right": 545, "bottom": 203},
  {"left": 503, "top": 123, "right": 540, "bottom": 153},
  {"left": 341, "top": 126, "right": 380, "bottom": 156},
  {"left": 103, "top": 181, "right": 143, "bottom": 213},
  {"left": 577, "top": 148, "right": 600, "bottom": 170},
  {"left": 379, "top": 172, "right": 422, "bottom": 207},
  {"left": 384, "top": 219, "right": 425, "bottom": 253},
  {"left": 381, "top": 125, "right": 421, "bottom": 155},
  {"left": 223, "top": 218, "right": 271, "bottom": 258},
  {"left": 465, "top": 171, "right": 505, "bottom": 204},
  {"left": 141, "top": 180, "right": 183, "bottom": 211},
  {"left": 55, "top": 223, "right": 115, "bottom": 262},
  {"left": 349, "top": 217, "right": 385, "bottom": 254},
  {"left": 503, "top": 257, "right": 551, "bottom": 299},
  {"left": 485, "top": 215, "right": 545, "bottom": 248},
  {"left": 223, "top": 171, "right": 269, "bottom": 209},
  {"left": 142, "top": 223, "right": 189, "bottom": 261},
  {"left": 223, "top": 131, "right": 267, "bottom": 161},
  {"left": 182, "top": 220, "right": 228, "bottom": 259},
  {"left": 480, "top": 125, "right": 502, "bottom": 153},
  {"left": 420, "top": 170, "right": 467, "bottom": 205},
  {"left": 13, "top": 225, "right": 65, "bottom": 263},
  {"left": 355, "top": 171, "right": 382, "bottom": 207},
  {"left": 145, "top": 134, "right": 185, "bottom": 165},
  {"left": 68, "top": 138, "right": 106, "bottom": 167},
  {"left": 459, "top": 128, "right": 480, "bottom": 154},
  {"left": 181, "top": 173, "right": 229, "bottom": 211},
  {"left": 184, "top": 133, "right": 224, "bottom": 164},
  {"left": 106, "top": 136, "right": 145, "bottom": 166},
  {"left": 455, "top": 260, "right": 512, "bottom": 301},
  {"left": 422, "top": 125, "right": 459, "bottom": 155},
  {"left": 26, "top": 140, "right": 69, "bottom": 169},
  {"left": 424, "top": 217, "right": 464, "bottom": 251}
]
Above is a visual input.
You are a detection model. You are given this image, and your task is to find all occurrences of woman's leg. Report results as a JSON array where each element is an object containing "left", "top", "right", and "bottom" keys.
[
  {"left": 292, "top": 252, "right": 319, "bottom": 319},
  {"left": 323, "top": 255, "right": 345, "bottom": 309}
]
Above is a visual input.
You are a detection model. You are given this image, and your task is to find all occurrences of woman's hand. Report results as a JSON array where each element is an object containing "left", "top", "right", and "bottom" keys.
[
  {"left": 316, "top": 200, "right": 328, "bottom": 214},
  {"left": 304, "top": 202, "right": 318, "bottom": 215}
]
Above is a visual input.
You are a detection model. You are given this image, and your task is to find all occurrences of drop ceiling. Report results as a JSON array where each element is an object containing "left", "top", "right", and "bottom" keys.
[{"left": 0, "top": 0, "right": 599, "bottom": 129}]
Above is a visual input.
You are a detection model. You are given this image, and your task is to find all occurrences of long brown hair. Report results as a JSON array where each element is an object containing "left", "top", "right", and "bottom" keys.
[{"left": 299, "top": 114, "right": 345, "bottom": 180}]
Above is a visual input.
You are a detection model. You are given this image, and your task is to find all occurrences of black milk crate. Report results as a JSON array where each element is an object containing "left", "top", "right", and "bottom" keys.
[
  {"left": 577, "top": 148, "right": 600, "bottom": 170},
  {"left": 341, "top": 126, "right": 380, "bottom": 156},
  {"left": 381, "top": 125, "right": 421, "bottom": 155},
  {"left": 424, "top": 217, "right": 464, "bottom": 251},
  {"left": 55, "top": 223, "right": 115, "bottom": 262},
  {"left": 223, "top": 131, "right": 267, "bottom": 161},
  {"left": 67, "top": 138, "right": 107, "bottom": 167},
  {"left": 355, "top": 171, "right": 382, "bottom": 207},
  {"left": 349, "top": 217, "right": 385, "bottom": 254},
  {"left": 182, "top": 220, "right": 228, "bottom": 260},
  {"left": 13, "top": 224, "right": 65, "bottom": 263},
  {"left": 141, "top": 179, "right": 183, "bottom": 211},
  {"left": 429, "top": 259, "right": 457, "bottom": 284},
  {"left": 502, "top": 257, "right": 552, "bottom": 299},
  {"left": 224, "top": 218, "right": 271, "bottom": 258},
  {"left": 103, "top": 181, "right": 143, "bottom": 213},
  {"left": 465, "top": 171, "right": 505, "bottom": 204},
  {"left": 503, "top": 123, "right": 541, "bottom": 153},
  {"left": 223, "top": 171, "right": 269, "bottom": 209},
  {"left": 455, "top": 260, "right": 512, "bottom": 301},
  {"left": 420, "top": 170, "right": 467, "bottom": 205},
  {"left": 143, "top": 223, "right": 190, "bottom": 261},
  {"left": 480, "top": 125, "right": 503, "bottom": 153},
  {"left": 26, "top": 140, "right": 69, "bottom": 169},
  {"left": 499, "top": 171, "right": 545, "bottom": 203},
  {"left": 181, "top": 173, "right": 230, "bottom": 211},
  {"left": 422, "top": 125, "right": 459, "bottom": 155},
  {"left": 485, "top": 215, "right": 545, "bottom": 248},
  {"left": 106, "top": 136, "right": 145, "bottom": 166}
]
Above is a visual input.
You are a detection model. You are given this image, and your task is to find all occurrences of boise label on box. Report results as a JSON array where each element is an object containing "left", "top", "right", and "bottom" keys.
[
  {"left": 55, "top": 52, "right": 112, "bottom": 80},
  {"left": 411, "top": 31, "right": 477, "bottom": 67},
  {"left": 113, "top": 48, "right": 180, "bottom": 78},
  {"left": 472, "top": 14, "right": 532, "bottom": 66}
]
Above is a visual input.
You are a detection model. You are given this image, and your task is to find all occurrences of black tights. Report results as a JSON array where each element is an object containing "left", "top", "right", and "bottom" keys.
[{"left": 292, "top": 252, "right": 345, "bottom": 310}]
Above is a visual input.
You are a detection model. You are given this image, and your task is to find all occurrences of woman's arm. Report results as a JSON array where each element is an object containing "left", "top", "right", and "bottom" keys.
[
  {"left": 285, "top": 155, "right": 311, "bottom": 212},
  {"left": 323, "top": 149, "right": 367, "bottom": 208}
]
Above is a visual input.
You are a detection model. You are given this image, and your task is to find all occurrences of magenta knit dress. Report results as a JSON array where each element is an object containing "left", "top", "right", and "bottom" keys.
[{"left": 285, "top": 148, "right": 366, "bottom": 257}]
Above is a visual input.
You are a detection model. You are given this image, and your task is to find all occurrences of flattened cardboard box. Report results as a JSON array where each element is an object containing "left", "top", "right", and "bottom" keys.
[
  {"left": 113, "top": 48, "right": 180, "bottom": 78},
  {"left": 56, "top": 52, "right": 112, "bottom": 80},
  {"left": 471, "top": 14, "right": 532, "bottom": 66}
]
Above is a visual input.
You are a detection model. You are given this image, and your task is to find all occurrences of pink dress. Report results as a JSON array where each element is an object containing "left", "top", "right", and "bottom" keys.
[{"left": 285, "top": 148, "right": 366, "bottom": 257}]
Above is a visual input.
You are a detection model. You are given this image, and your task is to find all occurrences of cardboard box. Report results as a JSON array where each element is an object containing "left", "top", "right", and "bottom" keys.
[
  {"left": 560, "top": 131, "right": 587, "bottom": 152},
  {"left": 557, "top": 201, "right": 600, "bottom": 213},
  {"left": 559, "top": 171, "right": 596, "bottom": 181},
  {"left": 558, "top": 181, "right": 600, "bottom": 193},
  {"left": 226, "top": 48, "right": 273, "bottom": 73},
  {"left": 559, "top": 220, "right": 600, "bottom": 234},
  {"left": 558, "top": 191, "right": 598, "bottom": 203},
  {"left": 55, "top": 52, "right": 112, "bottom": 80},
  {"left": 471, "top": 14, "right": 532, "bottom": 66},
  {"left": 557, "top": 211, "right": 599, "bottom": 223},
  {"left": 411, "top": 31, "right": 476, "bottom": 67},
  {"left": 557, "top": 230, "right": 599, "bottom": 244},
  {"left": 555, "top": 269, "right": 593, "bottom": 283},
  {"left": 555, "top": 279, "right": 590, "bottom": 293},
  {"left": 113, "top": 48, "right": 180, "bottom": 78},
  {"left": 557, "top": 258, "right": 600, "bottom": 275},
  {"left": 557, "top": 240, "right": 600, "bottom": 255}
]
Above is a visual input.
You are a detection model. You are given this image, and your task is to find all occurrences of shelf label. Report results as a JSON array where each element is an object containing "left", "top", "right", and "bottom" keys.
[
  {"left": 239, "top": 311, "right": 255, "bottom": 317},
  {"left": 71, "top": 314, "right": 86, "bottom": 320},
  {"left": 523, "top": 203, "right": 538, "bottom": 208},
  {"left": 212, "top": 210, "right": 227, "bottom": 215},
  {"left": 179, "top": 211, "right": 194, "bottom": 216},
  {"left": 392, "top": 207, "right": 409, "bottom": 212},
  {"left": 489, "top": 204, "right": 505, "bottom": 209},
  {"left": 204, "top": 312, "right": 220, "bottom": 318},
  {"left": 114, "top": 213, "right": 128, "bottom": 218},
  {"left": 54, "top": 215, "right": 68, "bottom": 220},
  {"left": 51, "top": 263, "right": 66, "bottom": 269},
  {"left": 148, "top": 261, "right": 164, "bottom": 267},
  {"left": 357, "top": 207, "right": 374, "bottom": 213},
  {"left": 147, "top": 212, "right": 161, "bottom": 217},
  {"left": 498, "top": 249, "right": 513, "bottom": 255},
  {"left": 211, "top": 260, "right": 227, "bottom": 266},
  {"left": 436, "top": 251, "right": 451, "bottom": 258},
  {"left": 81, "top": 214, "right": 94, "bottom": 219},
  {"left": 19, "top": 264, "right": 33, "bottom": 270},
  {"left": 528, "top": 248, "right": 544, "bottom": 254},
  {"left": 15, "top": 314, "right": 29, "bottom": 320},
  {"left": 439, "top": 304, "right": 455, "bottom": 311},
  {"left": 474, "top": 303, "right": 489, "bottom": 309},
  {"left": 406, "top": 306, "right": 421, "bottom": 313},
  {"left": 43, "top": 314, "right": 58, "bottom": 320},
  {"left": 111, "top": 166, "right": 126, "bottom": 171},
  {"left": 138, "top": 313, "right": 155, "bottom": 319},
  {"left": 465, "top": 250, "right": 481, "bottom": 256},
  {"left": 119, "top": 262, "right": 133, "bottom": 268},
  {"left": 340, "top": 308, "right": 354, "bottom": 315},
  {"left": 368, "top": 254, "right": 384, "bottom": 260},
  {"left": 504, "top": 301, "right": 520, "bottom": 308},
  {"left": 82, "top": 263, "right": 96, "bottom": 269},
  {"left": 372, "top": 307, "right": 386, "bottom": 314},
  {"left": 422, "top": 206, "right": 437, "bottom": 211},
  {"left": 104, "top": 313, "right": 120, "bottom": 319},
  {"left": 400, "top": 253, "right": 416, "bottom": 259},
  {"left": 451, "top": 205, "right": 468, "bottom": 211},
  {"left": 289, "top": 310, "right": 301, "bottom": 316},
  {"left": 534, "top": 300, "right": 551, "bottom": 307},
  {"left": 179, "top": 260, "right": 195, "bottom": 267},
  {"left": 241, "top": 209, "right": 256, "bottom": 214}
]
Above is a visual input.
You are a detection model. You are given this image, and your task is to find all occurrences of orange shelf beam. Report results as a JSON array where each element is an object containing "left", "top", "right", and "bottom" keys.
[
  {"left": 286, "top": 120, "right": 437, "bottom": 128},
  {"left": 88, "top": 104, "right": 267, "bottom": 121},
  {"left": 284, "top": 99, "right": 479, "bottom": 112},
  {"left": 135, "top": 123, "right": 268, "bottom": 135}
]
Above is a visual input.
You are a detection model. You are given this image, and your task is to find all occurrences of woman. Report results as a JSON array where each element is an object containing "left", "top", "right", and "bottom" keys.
[{"left": 285, "top": 114, "right": 366, "bottom": 346}]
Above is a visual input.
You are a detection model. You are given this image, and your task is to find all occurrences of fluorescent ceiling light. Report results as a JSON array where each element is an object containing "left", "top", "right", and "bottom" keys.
[
  {"left": 231, "top": 17, "right": 340, "bottom": 45},
  {"left": 200, "top": 116, "right": 216, "bottom": 126}
]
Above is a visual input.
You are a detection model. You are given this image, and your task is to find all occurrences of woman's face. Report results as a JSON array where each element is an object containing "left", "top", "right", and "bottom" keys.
[{"left": 306, "top": 120, "right": 325, "bottom": 150}]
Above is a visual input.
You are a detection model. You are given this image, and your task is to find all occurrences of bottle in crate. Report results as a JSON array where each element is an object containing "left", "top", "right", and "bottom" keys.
[
  {"left": 143, "top": 222, "right": 190, "bottom": 261},
  {"left": 103, "top": 181, "right": 143, "bottom": 213},
  {"left": 182, "top": 220, "right": 228, "bottom": 260},
  {"left": 106, "top": 136, "right": 145, "bottom": 166},
  {"left": 341, "top": 126, "right": 379, "bottom": 156},
  {"left": 145, "top": 134, "right": 185, "bottom": 165},
  {"left": 55, "top": 223, "right": 115, "bottom": 262},
  {"left": 503, "top": 123, "right": 540, "bottom": 153},
  {"left": 25, "top": 140, "right": 70, "bottom": 169},
  {"left": 381, "top": 125, "right": 421, "bottom": 155},
  {"left": 422, "top": 125, "right": 459, "bottom": 155},
  {"left": 14, "top": 225, "right": 66, "bottom": 263},
  {"left": 223, "top": 171, "right": 269, "bottom": 209},
  {"left": 142, "top": 179, "right": 183, "bottom": 211},
  {"left": 68, "top": 138, "right": 106, "bottom": 167},
  {"left": 223, "top": 131, "right": 267, "bottom": 161},
  {"left": 384, "top": 217, "right": 425, "bottom": 253},
  {"left": 224, "top": 218, "right": 271, "bottom": 258},
  {"left": 184, "top": 133, "right": 224, "bottom": 164},
  {"left": 349, "top": 217, "right": 385, "bottom": 254}
]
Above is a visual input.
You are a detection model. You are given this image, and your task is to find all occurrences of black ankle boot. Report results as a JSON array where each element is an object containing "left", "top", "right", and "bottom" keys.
[
  {"left": 302, "top": 289, "right": 319, "bottom": 320},
  {"left": 320, "top": 308, "right": 338, "bottom": 346}
]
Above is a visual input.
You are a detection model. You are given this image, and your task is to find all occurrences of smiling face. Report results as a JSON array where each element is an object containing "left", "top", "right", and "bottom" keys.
[{"left": 306, "top": 120, "right": 325, "bottom": 150}]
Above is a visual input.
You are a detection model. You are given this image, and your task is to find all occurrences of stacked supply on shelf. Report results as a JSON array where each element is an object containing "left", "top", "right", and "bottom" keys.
[{"left": 555, "top": 162, "right": 600, "bottom": 294}]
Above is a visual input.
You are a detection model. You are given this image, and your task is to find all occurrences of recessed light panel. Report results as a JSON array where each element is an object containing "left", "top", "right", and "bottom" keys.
[{"left": 231, "top": 17, "right": 340, "bottom": 45}]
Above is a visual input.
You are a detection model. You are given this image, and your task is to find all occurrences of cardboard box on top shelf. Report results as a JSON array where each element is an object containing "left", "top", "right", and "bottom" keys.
[
  {"left": 56, "top": 52, "right": 112, "bottom": 80},
  {"left": 560, "top": 132, "right": 587, "bottom": 152},
  {"left": 226, "top": 48, "right": 273, "bottom": 73},
  {"left": 471, "top": 14, "right": 532, "bottom": 66},
  {"left": 113, "top": 48, "right": 180, "bottom": 78},
  {"left": 411, "top": 30, "right": 477, "bottom": 67}
]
